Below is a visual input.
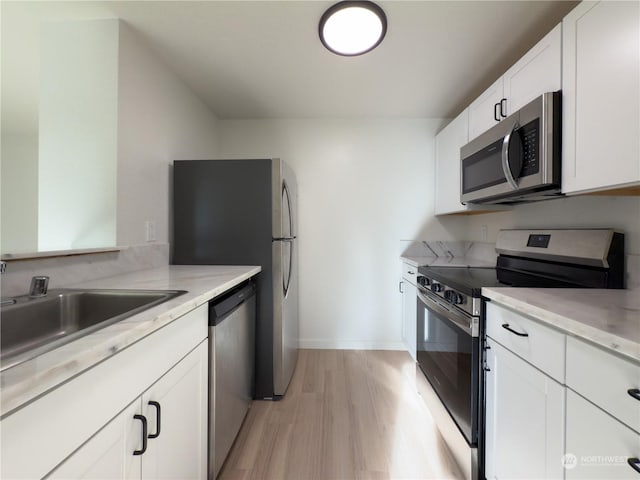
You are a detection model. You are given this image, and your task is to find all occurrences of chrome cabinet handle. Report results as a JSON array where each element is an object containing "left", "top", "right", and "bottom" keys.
[
  {"left": 628, "top": 389, "right": 640, "bottom": 401},
  {"left": 133, "top": 414, "right": 148, "bottom": 455},
  {"left": 399, "top": 281, "right": 404, "bottom": 294},
  {"left": 501, "top": 323, "right": 528, "bottom": 337},
  {"left": 148, "top": 401, "right": 161, "bottom": 439},
  {"left": 501, "top": 121, "right": 521, "bottom": 190},
  {"left": 627, "top": 458, "right": 640, "bottom": 474}
]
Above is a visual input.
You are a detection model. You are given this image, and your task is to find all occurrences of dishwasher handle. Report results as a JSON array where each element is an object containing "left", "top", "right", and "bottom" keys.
[{"left": 209, "top": 280, "right": 256, "bottom": 326}]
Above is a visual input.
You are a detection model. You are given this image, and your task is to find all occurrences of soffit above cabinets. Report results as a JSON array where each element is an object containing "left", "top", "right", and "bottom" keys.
[{"left": 2, "top": 0, "right": 578, "bottom": 132}]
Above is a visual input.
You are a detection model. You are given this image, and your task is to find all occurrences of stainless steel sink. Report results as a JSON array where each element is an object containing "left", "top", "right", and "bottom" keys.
[{"left": 0, "top": 289, "right": 186, "bottom": 371}]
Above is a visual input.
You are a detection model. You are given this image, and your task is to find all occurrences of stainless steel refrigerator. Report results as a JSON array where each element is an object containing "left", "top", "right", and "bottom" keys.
[{"left": 172, "top": 158, "right": 299, "bottom": 399}]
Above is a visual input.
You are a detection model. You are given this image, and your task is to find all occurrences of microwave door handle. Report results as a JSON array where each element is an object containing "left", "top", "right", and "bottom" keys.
[{"left": 501, "top": 121, "right": 520, "bottom": 190}]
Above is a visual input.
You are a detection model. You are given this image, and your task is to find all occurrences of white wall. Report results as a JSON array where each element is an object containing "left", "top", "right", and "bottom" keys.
[
  {"left": 116, "top": 23, "right": 220, "bottom": 246},
  {"left": 217, "top": 119, "right": 467, "bottom": 349},
  {"left": 38, "top": 20, "right": 118, "bottom": 251},
  {"left": 0, "top": 133, "right": 38, "bottom": 253}
]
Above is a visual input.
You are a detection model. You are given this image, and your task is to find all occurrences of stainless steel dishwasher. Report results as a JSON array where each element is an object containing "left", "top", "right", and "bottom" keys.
[{"left": 208, "top": 280, "right": 256, "bottom": 479}]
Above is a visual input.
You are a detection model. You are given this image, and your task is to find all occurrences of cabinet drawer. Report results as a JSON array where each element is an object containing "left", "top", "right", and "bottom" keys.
[
  {"left": 402, "top": 262, "right": 418, "bottom": 286},
  {"left": 567, "top": 336, "right": 640, "bottom": 433},
  {"left": 486, "top": 302, "right": 565, "bottom": 383},
  {"left": 566, "top": 389, "right": 640, "bottom": 479}
]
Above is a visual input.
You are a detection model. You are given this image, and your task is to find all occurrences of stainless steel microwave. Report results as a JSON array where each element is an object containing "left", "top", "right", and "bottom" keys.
[{"left": 460, "top": 91, "right": 562, "bottom": 204}]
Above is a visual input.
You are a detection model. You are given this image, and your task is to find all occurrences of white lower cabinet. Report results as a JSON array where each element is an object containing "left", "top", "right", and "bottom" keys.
[
  {"left": 565, "top": 335, "right": 640, "bottom": 479},
  {"left": 0, "top": 304, "right": 208, "bottom": 480},
  {"left": 566, "top": 389, "right": 640, "bottom": 479},
  {"left": 48, "top": 401, "right": 141, "bottom": 480},
  {"left": 484, "top": 337, "right": 565, "bottom": 479},
  {"left": 402, "top": 279, "right": 417, "bottom": 360},
  {"left": 140, "top": 341, "right": 208, "bottom": 479},
  {"left": 47, "top": 341, "right": 207, "bottom": 480},
  {"left": 401, "top": 262, "right": 418, "bottom": 360},
  {"left": 485, "top": 301, "right": 640, "bottom": 480}
]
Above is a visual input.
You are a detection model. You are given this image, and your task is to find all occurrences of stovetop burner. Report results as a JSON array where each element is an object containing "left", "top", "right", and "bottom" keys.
[{"left": 417, "top": 266, "right": 503, "bottom": 297}]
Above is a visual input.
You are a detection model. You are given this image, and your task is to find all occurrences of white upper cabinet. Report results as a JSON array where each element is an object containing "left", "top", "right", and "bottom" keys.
[
  {"left": 503, "top": 24, "right": 562, "bottom": 114},
  {"left": 434, "top": 110, "right": 508, "bottom": 215},
  {"left": 468, "top": 78, "right": 504, "bottom": 141},
  {"left": 468, "top": 24, "right": 562, "bottom": 142},
  {"left": 435, "top": 109, "right": 470, "bottom": 215},
  {"left": 562, "top": 1, "right": 640, "bottom": 194}
]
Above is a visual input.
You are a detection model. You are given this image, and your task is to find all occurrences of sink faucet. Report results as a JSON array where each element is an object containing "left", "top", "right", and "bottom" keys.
[
  {"left": 29, "top": 276, "right": 49, "bottom": 297},
  {"left": 0, "top": 261, "right": 17, "bottom": 305}
]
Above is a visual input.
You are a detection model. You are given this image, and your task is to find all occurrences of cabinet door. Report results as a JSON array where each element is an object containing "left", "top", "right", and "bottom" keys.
[
  {"left": 562, "top": 1, "right": 640, "bottom": 194},
  {"left": 503, "top": 23, "right": 561, "bottom": 114},
  {"left": 48, "top": 400, "right": 141, "bottom": 480},
  {"left": 566, "top": 389, "right": 640, "bottom": 479},
  {"left": 468, "top": 77, "right": 503, "bottom": 141},
  {"left": 401, "top": 280, "right": 417, "bottom": 361},
  {"left": 141, "top": 341, "right": 208, "bottom": 480},
  {"left": 435, "top": 109, "right": 469, "bottom": 215},
  {"left": 0, "top": 303, "right": 207, "bottom": 480},
  {"left": 484, "top": 338, "right": 565, "bottom": 479}
]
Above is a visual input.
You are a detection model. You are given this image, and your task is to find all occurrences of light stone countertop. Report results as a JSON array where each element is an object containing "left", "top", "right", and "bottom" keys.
[
  {"left": 400, "top": 255, "right": 435, "bottom": 267},
  {"left": 0, "top": 265, "right": 261, "bottom": 417},
  {"left": 482, "top": 287, "right": 640, "bottom": 363}
]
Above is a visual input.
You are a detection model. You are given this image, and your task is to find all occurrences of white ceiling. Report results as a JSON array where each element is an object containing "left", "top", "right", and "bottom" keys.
[{"left": 1, "top": 0, "right": 578, "bottom": 133}]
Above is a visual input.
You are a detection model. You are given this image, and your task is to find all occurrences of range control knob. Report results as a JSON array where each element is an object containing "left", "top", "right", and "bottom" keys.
[
  {"left": 444, "top": 290, "right": 465, "bottom": 305},
  {"left": 430, "top": 283, "right": 444, "bottom": 293},
  {"left": 417, "top": 276, "right": 430, "bottom": 287}
]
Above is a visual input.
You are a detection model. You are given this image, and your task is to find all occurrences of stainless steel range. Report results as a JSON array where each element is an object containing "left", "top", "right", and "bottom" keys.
[{"left": 415, "top": 229, "right": 625, "bottom": 480}]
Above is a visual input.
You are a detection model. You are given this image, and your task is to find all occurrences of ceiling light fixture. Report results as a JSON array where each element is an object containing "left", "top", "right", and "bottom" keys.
[{"left": 319, "top": 1, "right": 387, "bottom": 56}]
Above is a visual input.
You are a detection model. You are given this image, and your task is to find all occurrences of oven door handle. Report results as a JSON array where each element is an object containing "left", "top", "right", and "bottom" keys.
[{"left": 417, "top": 288, "right": 476, "bottom": 337}]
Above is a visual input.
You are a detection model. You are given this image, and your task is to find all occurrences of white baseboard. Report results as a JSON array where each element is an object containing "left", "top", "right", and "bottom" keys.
[{"left": 298, "top": 339, "right": 406, "bottom": 350}]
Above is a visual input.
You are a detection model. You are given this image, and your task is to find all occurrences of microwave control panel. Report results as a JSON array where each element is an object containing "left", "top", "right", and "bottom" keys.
[{"left": 520, "top": 119, "right": 539, "bottom": 176}]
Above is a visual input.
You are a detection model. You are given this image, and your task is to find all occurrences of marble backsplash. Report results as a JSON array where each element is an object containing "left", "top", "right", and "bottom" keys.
[
  {"left": 0, "top": 243, "right": 170, "bottom": 298},
  {"left": 400, "top": 240, "right": 498, "bottom": 265}
]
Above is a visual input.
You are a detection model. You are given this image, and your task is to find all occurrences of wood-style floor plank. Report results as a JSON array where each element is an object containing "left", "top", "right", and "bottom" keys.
[{"left": 219, "top": 349, "right": 463, "bottom": 480}]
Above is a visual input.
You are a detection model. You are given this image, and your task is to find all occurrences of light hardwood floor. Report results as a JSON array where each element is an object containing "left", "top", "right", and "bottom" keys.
[{"left": 219, "top": 349, "right": 463, "bottom": 480}]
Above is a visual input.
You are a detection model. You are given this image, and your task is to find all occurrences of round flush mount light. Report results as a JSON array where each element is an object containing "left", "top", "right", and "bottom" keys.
[{"left": 319, "top": 1, "right": 387, "bottom": 56}]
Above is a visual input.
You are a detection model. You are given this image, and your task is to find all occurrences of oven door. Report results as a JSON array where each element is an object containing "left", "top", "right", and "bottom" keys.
[{"left": 416, "top": 287, "right": 478, "bottom": 446}]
